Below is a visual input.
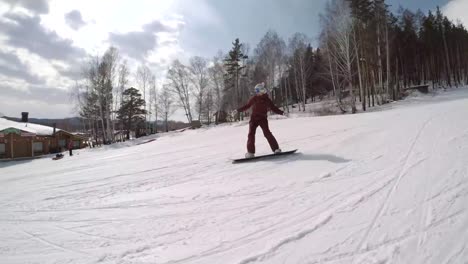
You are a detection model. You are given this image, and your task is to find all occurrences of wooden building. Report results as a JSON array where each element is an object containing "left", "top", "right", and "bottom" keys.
[{"left": 0, "top": 116, "right": 87, "bottom": 160}]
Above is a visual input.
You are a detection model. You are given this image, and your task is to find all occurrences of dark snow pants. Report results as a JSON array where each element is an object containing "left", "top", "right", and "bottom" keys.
[{"left": 247, "top": 118, "right": 279, "bottom": 154}]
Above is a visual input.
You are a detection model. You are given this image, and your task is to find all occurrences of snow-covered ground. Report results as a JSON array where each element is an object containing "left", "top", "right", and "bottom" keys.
[{"left": 1, "top": 88, "right": 468, "bottom": 264}]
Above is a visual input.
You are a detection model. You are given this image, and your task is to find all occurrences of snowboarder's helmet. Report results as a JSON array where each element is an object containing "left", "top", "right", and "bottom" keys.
[{"left": 254, "top": 82, "right": 267, "bottom": 95}]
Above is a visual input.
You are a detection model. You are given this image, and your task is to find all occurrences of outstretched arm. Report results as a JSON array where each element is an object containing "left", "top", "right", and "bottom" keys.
[
  {"left": 237, "top": 97, "right": 254, "bottom": 112},
  {"left": 268, "top": 98, "right": 284, "bottom": 115}
]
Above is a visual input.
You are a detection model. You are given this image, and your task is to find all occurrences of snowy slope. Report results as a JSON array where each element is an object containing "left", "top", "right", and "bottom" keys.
[{"left": 1, "top": 89, "right": 468, "bottom": 264}]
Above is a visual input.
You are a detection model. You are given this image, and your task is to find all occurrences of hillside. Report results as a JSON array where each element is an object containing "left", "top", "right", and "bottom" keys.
[{"left": 1, "top": 89, "right": 467, "bottom": 264}]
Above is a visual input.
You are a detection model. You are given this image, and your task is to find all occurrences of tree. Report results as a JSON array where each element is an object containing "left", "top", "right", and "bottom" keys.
[
  {"left": 101, "top": 47, "right": 119, "bottom": 142},
  {"left": 167, "top": 60, "right": 193, "bottom": 124},
  {"left": 136, "top": 64, "right": 152, "bottom": 128},
  {"left": 204, "top": 89, "right": 214, "bottom": 124},
  {"left": 116, "top": 60, "right": 129, "bottom": 141},
  {"left": 189, "top": 56, "right": 209, "bottom": 121},
  {"left": 288, "top": 33, "right": 310, "bottom": 110},
  {"left": 208, "top": 51, "right": 226, "bottom": 123},
  {"left": 75, "top": 82, "right": 100, "bottom": 143},
  {"left": 321, "top": 0, "right": 357, "bottom": 113},
  {"left": 117, "top": 87, "right": 147, "bottom": 140},
  {"left": 159, "top": 85, "right": 175, "bottom": 132},
  {"left": 436, "top": 7, "right": 452, "bottom": 87},
  {"left": 224, "top": 38, "right": 248, "bottom": 118},
  {"left": 149, "top": 75, "right": 158, "bottom": 133},
  {"left": 79, "top": 47, "right": 119, "bottom": 144},
  {"left": 256, "top": 31, "right": 286, "bottom": 90}
]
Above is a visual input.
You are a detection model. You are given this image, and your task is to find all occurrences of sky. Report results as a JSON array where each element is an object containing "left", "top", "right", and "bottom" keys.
[{"left": 0, "top": 0, "right": 465, "bottom": 121}]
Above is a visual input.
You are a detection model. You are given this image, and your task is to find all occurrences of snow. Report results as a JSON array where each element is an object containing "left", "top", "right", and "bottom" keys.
[
  {"left": 1, "top": 88, "right": 468, "bottom": 263},
  {"left": 0, "top": 118, "right": 59, "bottom": 136}
]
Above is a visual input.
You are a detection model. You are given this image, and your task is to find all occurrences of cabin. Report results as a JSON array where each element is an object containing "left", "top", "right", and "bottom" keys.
[{"left": 0, "top": 113, "right": 87, "bottom": 160}]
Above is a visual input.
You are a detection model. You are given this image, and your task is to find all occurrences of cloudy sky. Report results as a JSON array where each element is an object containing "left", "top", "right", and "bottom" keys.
[{"left": 0, "top": 0, "right": 465, "bottom": 120}]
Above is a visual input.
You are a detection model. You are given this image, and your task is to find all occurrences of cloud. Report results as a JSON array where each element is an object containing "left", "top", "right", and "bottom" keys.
[
  {"left": 4, "top": 0, "right": 49, "bottom": 14},
  {"left": 109, "top": 19, "right": 176, "bottom": 61},
  {"left": 0, "top": 94, "right": 72, "bottom": 118},
  {"left": 443, "top": 0, "right": 468, "bottom": 27},
  {"left": 0, "top": 81, "right": 72, "bottom": 118},
  {"left": 0, "top": 13, "right": 86, "bottom": 62},
  {"left": 65, "top": 10, "right": 87, "bottom": 30},
  {"left": 53, "top": 62, "right": 83, "bottom": 81},
  {"left": 143, "top": 20, "right": 173, "bottom": 32},
  {"left": 0, "top": 51, "right": 45, "bottom": 84},
  {"left": 109, "top": 31, "right": 157, "bottom": 61},
  {"left": 159, "top": 39, "right": 179, "bottom": 46},
  {"left": 0, "top": 84, "right": 70, "bottom": 106}
]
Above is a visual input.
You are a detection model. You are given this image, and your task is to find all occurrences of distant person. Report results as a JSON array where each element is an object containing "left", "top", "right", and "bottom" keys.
[
  {"left": 234, "top": 82, "right": 286, "bottom": 158},
  {"left": 68, "top": 140, "right": 73, "bottom": 156}
]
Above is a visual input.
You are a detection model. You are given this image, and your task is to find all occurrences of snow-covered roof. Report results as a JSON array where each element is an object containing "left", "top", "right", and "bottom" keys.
[{"left": 0, "top": 118, "right": 61, "bottom": 136}]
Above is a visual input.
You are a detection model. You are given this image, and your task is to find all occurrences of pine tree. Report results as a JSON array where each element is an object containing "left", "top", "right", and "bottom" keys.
[
  {"left": 224, "top": 38, "right": 248, "bottom": 117},
  {"left": 117, "top": 87, "right": 147, "bottom": 140}
]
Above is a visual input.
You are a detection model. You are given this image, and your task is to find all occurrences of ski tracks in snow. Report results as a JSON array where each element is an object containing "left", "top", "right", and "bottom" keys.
[
  {"left": 353, "top": 115, "right": 435, "bottom": 261},
  {"left": 238, "top": 214, "right": 333, "bottom": 264},
  {"left": 18, "top": 227, "right": 92, "bottom": 257}
]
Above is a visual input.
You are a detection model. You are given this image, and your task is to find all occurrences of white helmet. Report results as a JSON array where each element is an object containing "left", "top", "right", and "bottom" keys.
[{"left": 254, "top": 82, "right": 268, "bottom": 95}]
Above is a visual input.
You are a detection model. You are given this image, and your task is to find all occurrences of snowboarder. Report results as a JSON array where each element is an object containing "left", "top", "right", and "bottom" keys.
[
  {"left": 68, "top": 140, "right": 73, "bottom": 156},
  {"left": 234, "top": 82, "right": 286, "bottom": 158}
]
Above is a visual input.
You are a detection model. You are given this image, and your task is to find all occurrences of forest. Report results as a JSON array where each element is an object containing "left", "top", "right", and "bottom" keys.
[{"left": 73, "top": 0, "right": 468, "bottom": 143}]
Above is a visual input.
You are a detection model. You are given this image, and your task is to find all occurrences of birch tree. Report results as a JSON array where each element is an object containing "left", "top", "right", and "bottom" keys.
[
  {"left": 288, "top": 33, "right": 310, "bottom": 110},
  {"left": 189, "top": 56, "right": 209, "bottom": 121},
  {"left": 208, "top": 51, "right": 226, "bottom": 123},
  {"left": 159, "top": 85, "right": 175, "bottom": 132},
  {"left": 136, "top": 64, "right": 151, "bottom": 129},
  {"left": 321, "top": 0, "right": 357, "bottom": 113},
  {"left": 80, "top": 47, "right": 119, "bottom": 143},
  {"left": 149, "top": 75, "right": 158, "bottom": 133},
  {"left": 255, "top": 30, "right": 286, "bottom": 94},
  {"left": 116, "top": 61, "right": 129, "bottom": 140},
  {"left": 167, "top": 59, "right": 193, "bottom": 124}
]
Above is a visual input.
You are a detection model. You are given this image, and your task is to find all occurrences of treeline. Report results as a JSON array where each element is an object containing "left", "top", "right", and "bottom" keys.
[
  {"left": 322, "top": 0, "right": 468, "bottom": 112},
  {"left": 73, "top": 0, "right": 468, "bottom": 143}
]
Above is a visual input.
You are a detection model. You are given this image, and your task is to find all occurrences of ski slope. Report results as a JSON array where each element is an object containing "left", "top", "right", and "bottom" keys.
[{"left": 1, "top": 89, "right": 468, "bottom": 264}]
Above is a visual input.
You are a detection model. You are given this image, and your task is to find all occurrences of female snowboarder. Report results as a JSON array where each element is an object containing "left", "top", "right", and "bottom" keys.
[{"left": 235, "top": 82, "right": 286, "bottom": 158}]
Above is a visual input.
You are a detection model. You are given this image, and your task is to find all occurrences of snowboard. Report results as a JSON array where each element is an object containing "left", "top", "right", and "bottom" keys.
[
  {"left": 52, "top": 153, "right": 64, "bottom": 160},
  {"left": 232, "top": 149, "right": 298, "bottom": 164}
]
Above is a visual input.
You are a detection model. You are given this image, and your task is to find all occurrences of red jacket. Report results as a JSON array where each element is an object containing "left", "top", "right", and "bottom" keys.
[{"left": 237, "top": 94, "right": 284, "bottom": 120}]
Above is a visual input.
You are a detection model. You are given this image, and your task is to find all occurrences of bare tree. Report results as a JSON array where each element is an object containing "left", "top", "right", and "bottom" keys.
[
  {"left": 255, "top": 30, "right": 286, "bottom": 93},
  {"left": 80, "top": 47, "right": 120, "bottom": 144},
  {"left": 115, "top": 61, "right": 129, "bottom": 141},
  {"left": 208, "top": 51, "right": 226, "bottom": 123},
  {"left": 204, "top": 88, "right": 214, "bottom": 124},
  {"left": 159, "top": 85, "right": 175, "bottom": 132},
  {"left": 98, "top": 47, "right": 119, "bottom": 142},
  {"left": 288, "top": 33, "right": 310, "bottom": 110},
  {"left": 321, "top": 0, "right": 357, "bottom": 113},
  {"left": 117, "top": 61, "right": 129, "bottom": 106},
  {"left": 167, "top": 59, "right": 193, "bottom": 124},
  {"left": 87, "top": 56, "right": 108, "bottom": 143},
  {"left": 136, "top": 64, "right": 152, "bottom": 130},
  {"left": 149, "top": 75, "right": 158, "bottom": 133},
  {"left": 189, "top": 56, "right": 209, "bottom": 121}
]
